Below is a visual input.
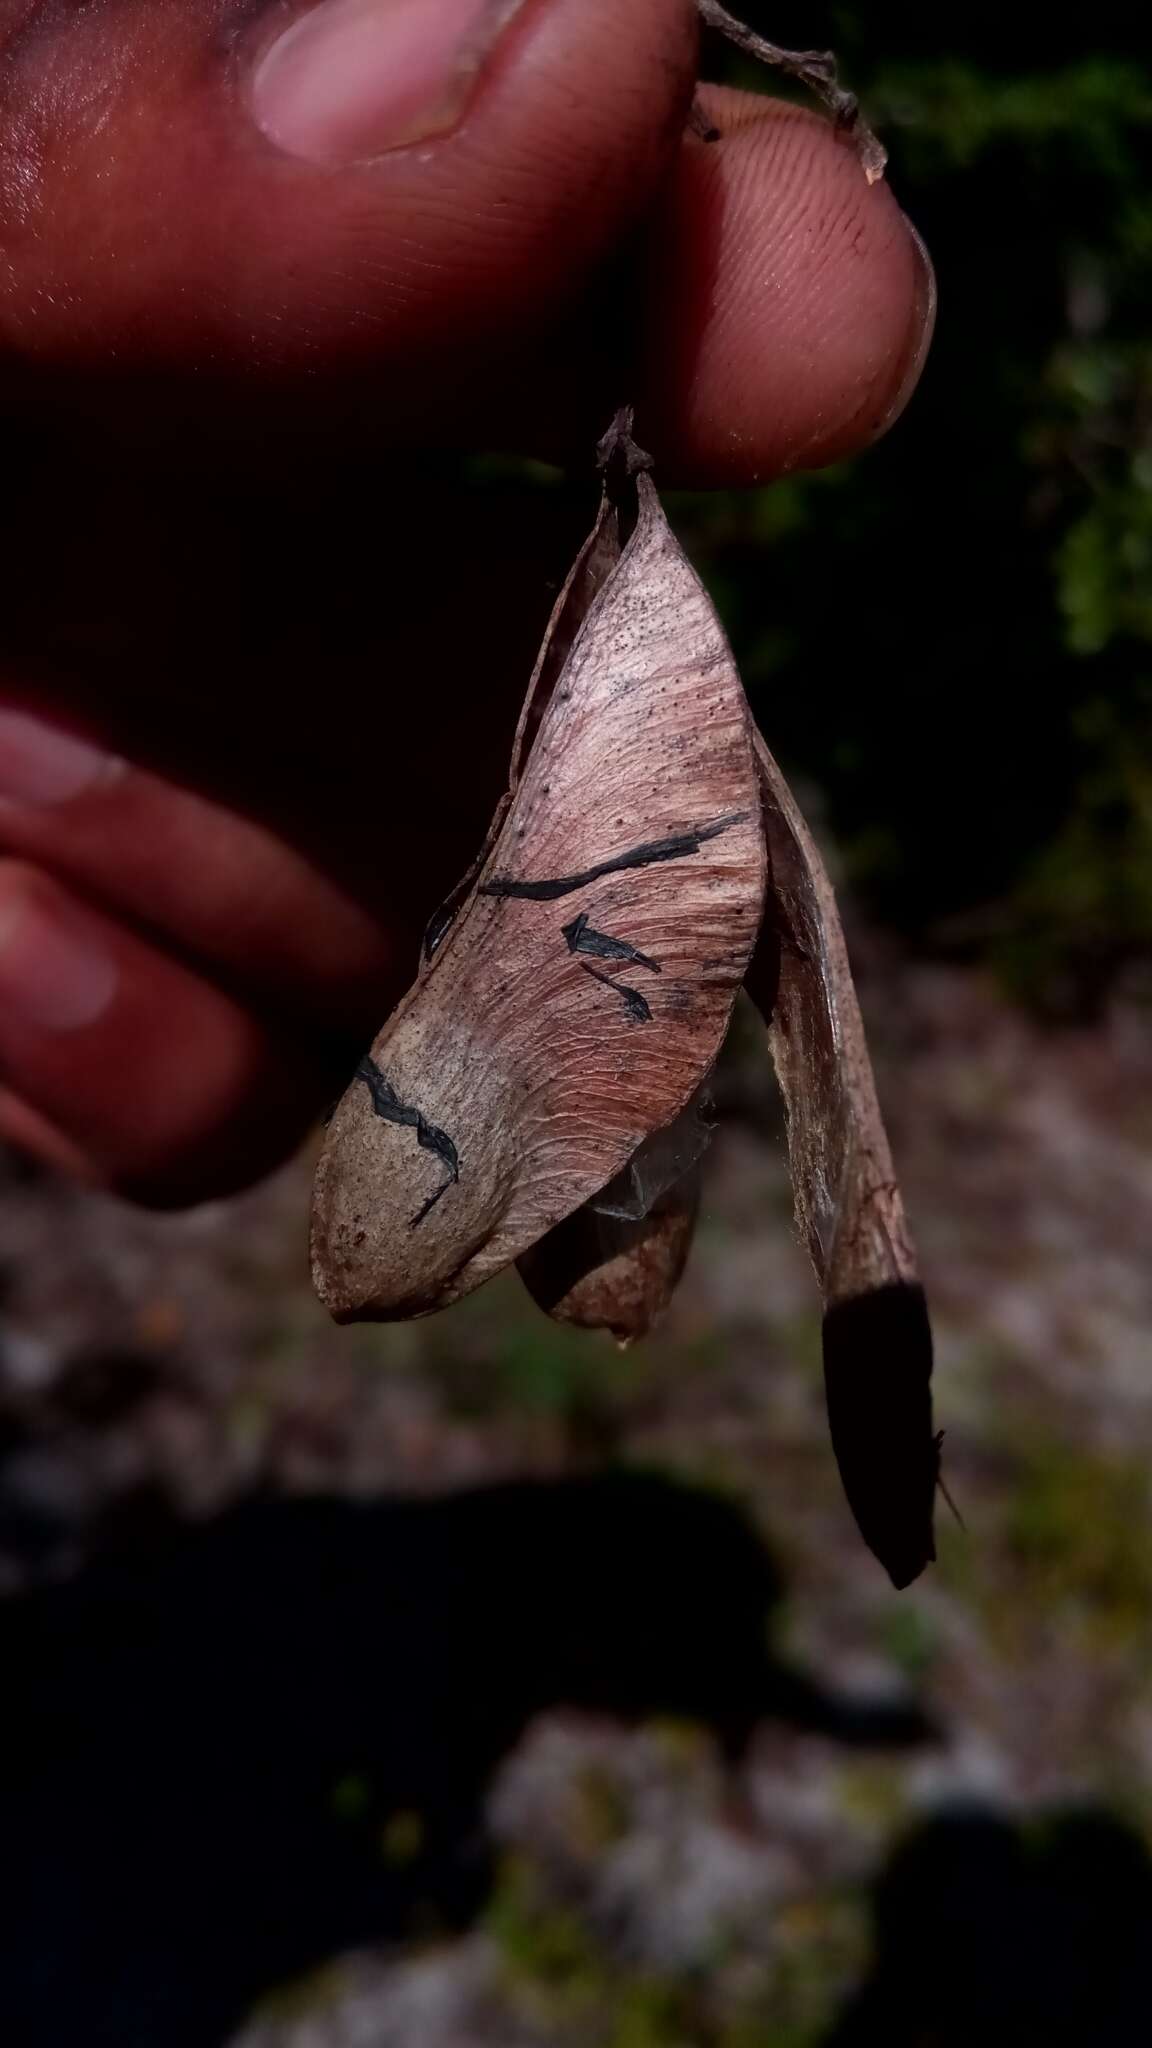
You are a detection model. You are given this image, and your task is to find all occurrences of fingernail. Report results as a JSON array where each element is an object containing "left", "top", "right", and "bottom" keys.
[
  {"left": 252, "top": 0, "right": 526, "bottom": 165},
  {"left": 0, "top": 883, "right": 118, "bottom": 1032},
  {"left": 0, "top": 709, "right": 121, "bottom": 808},
  {"left": 872, "top": 214, "right": 937, "bottom": 440}
]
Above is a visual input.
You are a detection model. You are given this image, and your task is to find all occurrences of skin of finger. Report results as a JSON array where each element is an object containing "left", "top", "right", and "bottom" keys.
[
  {"left": 0, "top": 0, "right": 697, "bottom": 430},
  {"left": 0, "top": 863, "right": 333, "bottom": 1203},
  {"left": 0, "top": 704, "right": 400, "bottom": 1035},
  {"left": 0, "top": 164, "right": 923, "bottom": 1064},
  {"left": 0, "top": 483, "right": 599, "bottom": 1095},
  {"left": 638, "top": 90, "right": 936, "bottom": 484},
  {"left": 0, "top": 1088, "right": 96, "bottom": 1185},
  {"left": 0, "top": 5, "right": 936, "bottom": 485},
  {"left": 0, "top": 71, "right": 935, "bottom": 1095},
  {"left": 0, "top": 27, "right": 934, "bottom": 1194}
]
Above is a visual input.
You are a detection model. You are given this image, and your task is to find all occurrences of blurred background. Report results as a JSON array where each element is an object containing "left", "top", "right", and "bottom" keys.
[{"left": 2, "top": 4, "right": 1151, "bottom": 2043}]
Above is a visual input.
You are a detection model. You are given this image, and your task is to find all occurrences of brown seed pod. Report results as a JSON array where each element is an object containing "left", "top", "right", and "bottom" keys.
[
  {"left": 311, "top": 425, "right": 765, "bottom": 1322},
  {"left": 746, "top": 732, "right": 936, "bottom": 1588},
  {"left": 311, "top": 411, "right": 939, "bottom": 1588},
  {"left": 517, "top": 1164, "right": 702, "bottom": 1346},
  {"left": 516, "top": 1089, "right": 712, "bottom": 1343}
]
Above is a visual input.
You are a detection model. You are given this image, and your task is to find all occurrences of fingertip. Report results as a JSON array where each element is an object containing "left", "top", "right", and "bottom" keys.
[
  {"left": 0, "top": 862, "right": 326, "bottom": 1204},
  {"left": 1, "top": 0, "right": 700, "bottom": 421},
  {"left": 0, "top": 860, "right": 120, "bottom": 1034},
  {"left": 0, "top": 1087, "right": 96, "bottom": 1185},
  {"left": 641, "top": 92, "right": 936, "bottom": 484},
  {"left": 870, "top": 210, "right": 936, "bottom": 442}
]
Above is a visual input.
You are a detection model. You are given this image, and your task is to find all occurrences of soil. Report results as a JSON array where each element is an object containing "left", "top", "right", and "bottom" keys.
[{"left": 1, "top": 953, "right": 1150, "bottom": 2046}]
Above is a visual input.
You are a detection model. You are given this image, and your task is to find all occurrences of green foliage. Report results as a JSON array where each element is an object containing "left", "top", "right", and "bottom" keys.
[
  {"left": 470, "top": 12, "right": 1152, "bottom": 1008},
  {"left": 870, "top": 57, "right": 1152, "bottom": 173},
  {"left": 939, "top": 1425, "right": 1152, "bottom": 1655},
  {"left": 1002, "top": 1438, "right": 1152, "bottom": 1643},
  {"left": 880, "top": 1599, "right": 940, "bottom": 1684},
  {"left": 1000, "top": 683, "right": 1152, "bottom": 1003},
  {"left": 679, "top": 4, "right": 1152, "bottom": 1011},
  {"left": 420, "top": 1269, "right": 731, "bottom": 1449},
  {"left": 487, "top": 1851, "right": 866, "bottom": 2048}
]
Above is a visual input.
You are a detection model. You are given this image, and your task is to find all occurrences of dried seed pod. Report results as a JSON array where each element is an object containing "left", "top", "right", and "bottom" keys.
[
  {"left": 517, "top": 1089, "right": 713, "bottom": 1342},
  {"left": 310, "top": 404, "right": 937, "bottom": 1588},
  {"left": 312, "top": 432, "right": 766, "bottom": 1321},
  {"left": 746, "top": 732, "right": 937, "bottom": 1588},
  {"left": 517, "top": 1163, "right": 701, "bottom": 1345}
]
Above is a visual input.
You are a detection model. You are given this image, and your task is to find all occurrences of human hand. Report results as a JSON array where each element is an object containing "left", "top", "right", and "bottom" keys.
[{"left": 0, "top": 0, "right": 933, "bottom": 1205}]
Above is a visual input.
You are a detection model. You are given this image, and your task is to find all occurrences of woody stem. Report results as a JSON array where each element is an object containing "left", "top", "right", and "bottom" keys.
[{"left": 695, "top": 1, "right": 887, "bottom": 184}]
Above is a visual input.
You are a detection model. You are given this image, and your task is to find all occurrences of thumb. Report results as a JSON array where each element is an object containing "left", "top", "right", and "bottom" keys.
[{"left": 2, "top": 0, "right": 697, "bottom": 442}]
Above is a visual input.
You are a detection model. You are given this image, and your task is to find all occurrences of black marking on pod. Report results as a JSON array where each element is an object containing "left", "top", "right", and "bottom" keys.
[
  {"left": 355, "top": 1057, "right": 460, "bottom": 1228},
  {"left": 480, "top": 811, "right": 751, "bottom": 904},
  {"left": 562, "top": 911, "right": 662, "bottom": 974},
  {"left": 581, "top": 963, "right": 652, "bottom": 1024}
]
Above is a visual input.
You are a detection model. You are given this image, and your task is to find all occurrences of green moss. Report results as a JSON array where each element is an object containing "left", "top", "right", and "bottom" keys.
[
  {"left": 880, "top": 1600, "right": 940, "bottom": 1684},
  {"left": 833, "top": 1761, "right": 909, "bottom": 1834},
  {"left": 248, "top": 1959, "right": 348, "bottom": 2026},
  {"left": 752, "top": 1893, "right": 870, "bottom": 2048},
  {"left": 487, "top": 1856, "right": 608, "bottom": 2025},
  {"left": 940, "top": 1429, "right": 1152, "bottom": 1654},
  {"left": 328, "top": 1771, "right": 372, "bottom": 1823},
  {"left": 995, "top": 684, "right": 1152, "bottom": 1009},
  {"left": 487, "top": 1854, "right": 865, "bottom": 2048},
  {"left": 379, "top": 1808, "right": 426, "bottom": 1868},
  {"left": 571, "top": 1763, "right": 633, "bottom": 1852},
  {"left": 1005, "top": 1441, "right": 1152, "bottom": 1635}
]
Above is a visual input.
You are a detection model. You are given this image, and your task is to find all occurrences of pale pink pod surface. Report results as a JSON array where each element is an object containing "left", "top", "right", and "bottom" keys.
[{"left": 312, "top": 464, "right": 765, "bottom": 1321}]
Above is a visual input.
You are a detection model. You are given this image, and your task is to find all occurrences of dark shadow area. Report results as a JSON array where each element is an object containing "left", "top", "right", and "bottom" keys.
[
  {"left": 827, "top": 1804, "right": 1152, "bottom": 2047},
  {"left": 0, "top": 1471, "right": 929, "bottom": 2047}
]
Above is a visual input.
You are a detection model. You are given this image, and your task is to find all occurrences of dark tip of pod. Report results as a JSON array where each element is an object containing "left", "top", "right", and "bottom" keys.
[{"left": 822, "top": 1282, "right": 937, "bottom": 1590}]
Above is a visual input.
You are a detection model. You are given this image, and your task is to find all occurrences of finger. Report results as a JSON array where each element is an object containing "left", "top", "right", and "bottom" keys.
[
  {"left": 637, "top": 90, "right": 937, "bottom": 483},
  {"left": 0, "top": 1090, "right": 94, "bottom": 1186},
  {"left": 0, "top": 5, "right": 931, "bottom": 481},
  {"left": 0, "top": 862, "right": 330, "bottom": 1202},
  {"left": 2, "top": 0, "right": 698, "bottom": 445},
  {"left": 0, "top": 466, "right": 596, "bottom": 1016},
  {"left": 0, "top": 468, "right": 610, "bottom": 1057},
  {"left": 0, "top": 702, "right": 398, "bottom": 1035}
]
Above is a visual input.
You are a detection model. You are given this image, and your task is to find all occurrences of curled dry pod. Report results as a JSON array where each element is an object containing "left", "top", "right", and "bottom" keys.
[
  {"left": 516, "top": 1090, "right": 712, "bottom": 1343},
  {"left": 745, "top": 732, "right": 937, "bottom": 1589},
  {"left": 312, "top": 425, "right": 766, "bottom": 1321},
  {"left": 311, "top": 406, "right": 938, "bottom": 1589},
  {"left": 517, "top": 1166, "right": 701, "bottom": 1346}
]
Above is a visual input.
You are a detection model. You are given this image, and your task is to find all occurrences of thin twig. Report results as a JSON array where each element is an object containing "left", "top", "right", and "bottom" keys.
[
  {"left": 696, "top": 0, "right": 887, "bottom": 184},
  {"left": 596, "top": 406, "right": 654, "bottom": 478}
]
